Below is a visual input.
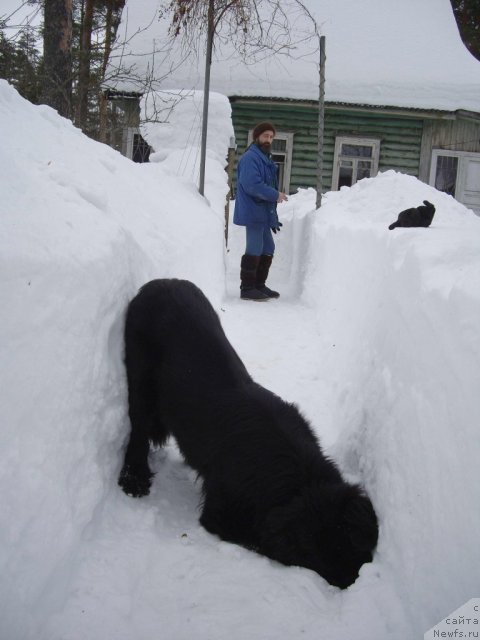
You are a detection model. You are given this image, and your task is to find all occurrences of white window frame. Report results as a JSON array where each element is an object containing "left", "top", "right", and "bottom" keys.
[
  {"left": 248, "top": 129, "right": 294, "bottom": 194},
  {"left": 429, "top": 148, "right": 478, "bottom": 192},
  {"left": 122, "top": 126, "right": 137, "bottom": 159},
  {"left": 332, "top": 136, "right": 380, "bottom": 190},
  {"left": 121, "top": 126, "right": 152, "bottom": 163},
  {"left": 430, "top": 149, "right": 480, "bottom": 215}
]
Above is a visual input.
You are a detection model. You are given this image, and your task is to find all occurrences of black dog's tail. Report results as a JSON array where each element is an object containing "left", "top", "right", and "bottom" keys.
[{"left": 388, "top": 222, "right": 398, "bottom": 230}]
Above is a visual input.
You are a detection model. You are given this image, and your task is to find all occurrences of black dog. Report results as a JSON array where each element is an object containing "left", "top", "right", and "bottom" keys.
[
  {"left": 388, "top": 200, "right": 435, "bottom": 230},
  {"left": 119, "top": 279, "right": 378, "bottom": 588}
]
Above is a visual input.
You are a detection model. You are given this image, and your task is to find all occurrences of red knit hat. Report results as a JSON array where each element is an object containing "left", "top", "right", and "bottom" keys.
[{"left": 252, "top": 121, "right": 276, "bottom": 140}]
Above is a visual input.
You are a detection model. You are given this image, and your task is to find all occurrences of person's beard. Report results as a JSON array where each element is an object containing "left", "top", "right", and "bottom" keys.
[{"left": 260, "top": 142, "right": 271, "bottom": 153}]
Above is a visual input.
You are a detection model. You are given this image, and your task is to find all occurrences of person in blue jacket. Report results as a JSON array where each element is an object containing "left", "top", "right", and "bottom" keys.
[{"left": 233, "top": 121, "right": 288, "bottom": 301}]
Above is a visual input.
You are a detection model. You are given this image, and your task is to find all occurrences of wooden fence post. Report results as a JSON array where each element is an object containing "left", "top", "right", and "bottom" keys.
[{"left": 316, "top": 36, "right": 326, "bottom": 209}]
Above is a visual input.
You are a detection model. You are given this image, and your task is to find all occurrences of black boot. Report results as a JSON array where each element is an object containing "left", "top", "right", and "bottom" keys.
[
  {"left": 256, "top": 254, "right": 280, "bottom": 298},
  {"left": 240, "top": 255, "right": 269, "bottom": 301}
]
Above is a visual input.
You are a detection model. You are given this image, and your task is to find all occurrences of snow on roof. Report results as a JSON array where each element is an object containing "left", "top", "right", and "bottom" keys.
[{"left": 108, "top": 0, "right": 480, "bottom": 113}]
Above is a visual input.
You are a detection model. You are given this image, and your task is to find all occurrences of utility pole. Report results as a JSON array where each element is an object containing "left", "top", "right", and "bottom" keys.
[
  {"left": 198, "top": 0, "right": 215, "bottom": 197},
  {"left": 316, "top": 35, "right": 326, "bottom": 209}
]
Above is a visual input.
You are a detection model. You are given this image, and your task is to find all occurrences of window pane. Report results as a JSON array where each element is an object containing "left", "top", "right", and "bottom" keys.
[
  {"left": 435, "top": 155, "right": 458, "bottom": 196},
  {"left": 272, "top": 154, "right": 285, "bottom": 191},
  {"left": 357, "top": 160, "right": 372, "bottom": 180},
  {"left": 339, "top": 163, "right": 353, "bottom": 188},
  {"left": 133, "top": 134, "right": 151, "bottom": 163},
  {"left": 341, "top": 144, "right": 373, "bottom": 158},
  {"left": 272, "top": 139, "right": 287, "bottom": 152}
]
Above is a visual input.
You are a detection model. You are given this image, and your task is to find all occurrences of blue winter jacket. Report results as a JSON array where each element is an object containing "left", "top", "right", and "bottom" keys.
[{"left": 233, "top": 143, "right": 280, "bottom": 227}]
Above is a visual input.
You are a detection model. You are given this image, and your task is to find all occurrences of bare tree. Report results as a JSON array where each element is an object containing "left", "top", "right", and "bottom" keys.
[
  {"left": 2, "top": 0, "right": 130, "bottom": 136},
  {"left": 167, "top": 0, "right": 318, "bottom": 61},
  {"left": 2, "top": 2, "right": 209, "bottom": 141},
  {"left": 101, "top": 6, "right": 194, "bottom": 142},
  {"left": 164, "top": 0, "right": 320, "bottom": 195}
]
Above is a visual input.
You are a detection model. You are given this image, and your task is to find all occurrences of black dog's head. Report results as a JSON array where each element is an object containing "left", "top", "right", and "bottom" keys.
[{"left": 261, "top": 484, "right": 378, "bottom": 589}]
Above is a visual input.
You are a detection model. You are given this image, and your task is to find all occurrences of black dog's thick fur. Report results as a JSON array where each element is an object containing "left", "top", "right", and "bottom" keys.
[
  {"left": 388, "top": 200, "right": 436, "bottom": 230},
  {"left": 119, "top": 279, "right": 378, "bottom": 588}
]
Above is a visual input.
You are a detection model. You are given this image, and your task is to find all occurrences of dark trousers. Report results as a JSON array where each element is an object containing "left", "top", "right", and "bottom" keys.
[{"left": 245, "top": 223, "right": 275, "bottom": 256}]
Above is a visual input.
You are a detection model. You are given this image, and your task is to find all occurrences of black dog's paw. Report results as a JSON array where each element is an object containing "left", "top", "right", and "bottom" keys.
[{"left": 118, "top": 464, "right": 153, "bottom": 497}]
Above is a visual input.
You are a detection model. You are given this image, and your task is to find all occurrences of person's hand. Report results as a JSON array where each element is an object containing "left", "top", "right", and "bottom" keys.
[
  {"left": 271, "top": 222, "right": 283, "bottom": 234},
  {"left": 277, "top": 192, "right": 288, "bottom": 203}
]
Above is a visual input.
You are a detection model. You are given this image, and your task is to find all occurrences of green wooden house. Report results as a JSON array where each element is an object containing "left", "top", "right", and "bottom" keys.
[
  {"left": 106, "top": 0, "right": 480, "bottom": 214},
  {"left": 229, "top": 97, "right": 480, "bottom": 213}
]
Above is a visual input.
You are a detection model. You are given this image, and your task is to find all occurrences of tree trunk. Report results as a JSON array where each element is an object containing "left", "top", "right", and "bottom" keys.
[
  {"left": 41, "top": 0, "right": 73, "bottom": 118},
  {"left": 76, "top": 0, "right": 95, "bottom": 130},
  {"left": 99, "top": 0, "right": 125, "bottom": 143}
]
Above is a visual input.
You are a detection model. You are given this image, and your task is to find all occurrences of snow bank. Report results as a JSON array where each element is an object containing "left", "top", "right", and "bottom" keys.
[
  {"left": 1, "top": 78, "right": 480, "bottom": 640},
  {"left": 0, "top": 79, "right": 228, "bottom": 639},
  {"left": 299, "top": 172, "right": 480, "bottom": 632},
  {"left": 140, "top": 89, "right": 234, "bottom": 216}
]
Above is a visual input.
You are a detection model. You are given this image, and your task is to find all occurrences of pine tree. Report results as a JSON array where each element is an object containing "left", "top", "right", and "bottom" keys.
[
  {"left": 0, "top": 27, "right": 41, "bottom": 103},
  {"left": 14, "top": 28, "right": 41, "bottom": 103},
  {"left": 0, "top": 30, "right": 17, "bottom": 82},
  {"left": 450, "top": 0, "right": 480, "bottom": 61}
]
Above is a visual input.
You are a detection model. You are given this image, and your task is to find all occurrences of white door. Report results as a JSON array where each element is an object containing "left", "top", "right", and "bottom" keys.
[
  {"left": 430, "top": 150, "right": 480, "bottom": 215},
  {"left": 458, "top": 155, "right": 480, "bottom": 215}
]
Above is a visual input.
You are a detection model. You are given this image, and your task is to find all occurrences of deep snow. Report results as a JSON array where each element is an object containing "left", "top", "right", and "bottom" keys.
[
  {"left": 1, "top": 80, "right": 480, "bottom": 640},
  {"left": 4, "top": 1, "right": 480, "bottom": 112},
  {"left": 107, "top": 0, "right": 480, "bottom": 112}
]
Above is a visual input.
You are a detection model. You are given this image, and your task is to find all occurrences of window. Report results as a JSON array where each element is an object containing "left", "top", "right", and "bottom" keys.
[
  {"left": 123, "top": 127, "right": 151, "bottom": 163},
  {"left": 132, "top": 133, "right": 151, "bottom": 163},
  {"left": 433, "top": 154, "right": 458, "bottom": 195},
  {"left": 332, "top": 137, "right": 380, "bottom": 190},
  {"left": 248, "top": 130, "right": 294, "bottom": 194},
  {"left": 430, "top": 150, "right": 480, "bottom": 215}
]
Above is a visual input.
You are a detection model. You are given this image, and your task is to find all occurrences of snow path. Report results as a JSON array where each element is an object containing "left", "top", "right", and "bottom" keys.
[
  {"left": 3, "top": 83, "right": 479, "bottom": 640},
  {"left": 223, "top": 218, "right": 340, "bottom": 447},
  {"left": 39, "top": 228, "right": 406, "bottom": 640},
  {"left": 220, "top": 297, "right": 336, "bottom": 446}
]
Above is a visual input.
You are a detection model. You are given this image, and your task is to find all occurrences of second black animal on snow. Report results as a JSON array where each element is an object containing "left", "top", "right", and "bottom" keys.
[{"left": 388, "top": 200, "right": 436, "bottom": 230}]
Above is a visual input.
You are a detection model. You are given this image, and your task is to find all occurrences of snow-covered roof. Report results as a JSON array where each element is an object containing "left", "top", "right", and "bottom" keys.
[{"left": 108, "top": 0, "right": 480, "bottom": 113}]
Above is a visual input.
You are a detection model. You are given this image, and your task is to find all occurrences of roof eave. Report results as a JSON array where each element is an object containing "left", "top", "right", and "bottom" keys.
[{"left": 228, "top": 95, "right": 480, "bottom": 120}]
